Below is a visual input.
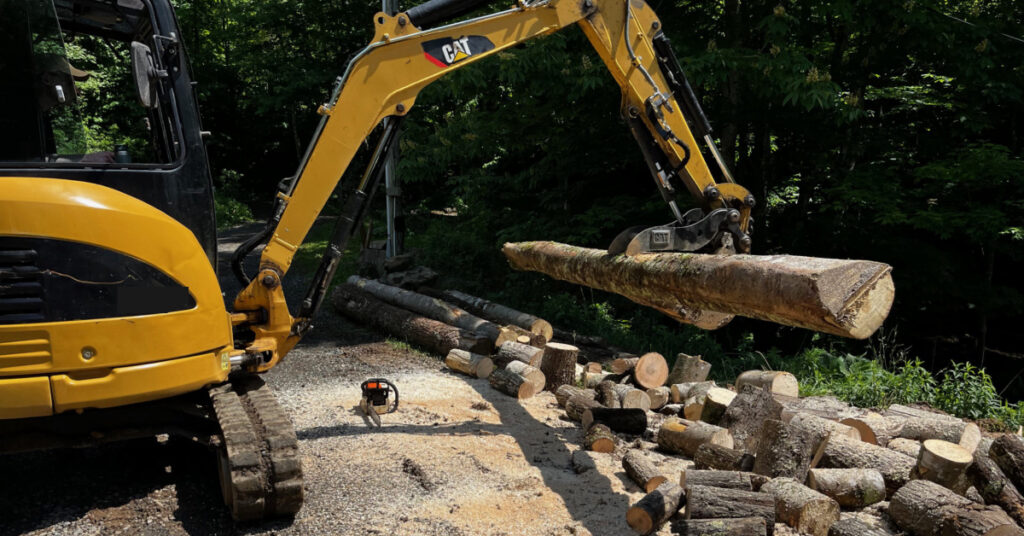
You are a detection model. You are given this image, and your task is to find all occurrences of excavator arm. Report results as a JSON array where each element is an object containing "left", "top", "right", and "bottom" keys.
[{"left": 229, "top": 0, "right": 754, "bottom": 372}]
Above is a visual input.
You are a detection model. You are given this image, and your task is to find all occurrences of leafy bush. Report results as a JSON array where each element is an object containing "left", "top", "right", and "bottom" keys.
[{"left": 215, "top": 194, "right": 253, "bottom": 228}]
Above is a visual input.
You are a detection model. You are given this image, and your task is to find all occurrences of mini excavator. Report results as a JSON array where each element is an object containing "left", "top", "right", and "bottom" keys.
[{"left": 0, "top": 0, "right": 753, "bottom": 520}]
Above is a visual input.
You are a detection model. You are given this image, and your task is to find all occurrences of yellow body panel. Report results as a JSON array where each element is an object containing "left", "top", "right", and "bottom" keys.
[{"left": 0, "top": 376, "right": 53, "bottom": 419}]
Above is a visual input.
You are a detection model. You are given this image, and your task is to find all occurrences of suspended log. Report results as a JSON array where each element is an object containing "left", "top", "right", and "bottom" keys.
[
  {"left": 700, "top": 387, "right": 736, "bottom": 425},
  {"left": 667, "top": 353, "right": 712, "bottom": 385},
  {"left": 657, "top": 419, "right": 733, "bottom": 457},
  {"left": 753, "top": 419, "right": 827, "bottom": 482},
  {"left": 493, "top": 341, "right": 543, "bottom": 368},
  {"left": 719, "top": 385, "right": 786, "bottom": 454},
  {"left": 647, "top": 387, "right": 671, "bottom": 410},
  {"left": 735, "top": 371, "right": 800, "bottom": 398},
  {"left": 347, "top": 277, "right": 503, "bottom": 342},
  {"left": 913, "top": 439, "right": 973, "bottom": 492},
  {"left": 444, "top": 349, "right": 494, "bottom": 378},
  {"left": 555, "top": 385, "right": 594, "bottom": 407},
  {"left": 623, "top": 450, "right": 668, "bottom": 493},
  {"left": 969, "top": 450, "right": 1024, "bottom": 526},
  {"left": 583, "top": 407, "right": 647, "bottom": 435},
  {"left": 502, "top": 241, "right": 894, "bottom": 339},
  {"left": 584, "top": 423, "right": 617, "bottom": 453},
  {"left": 675, "top": 518, "right": 767, "bottom": 536},
  {"left": 680, "top": 469, "right": 755, "bottom": 491},
  {"left": 827, "top": 517, "right": 895, "bottom": 536},
  {"left": 694, "top": 443, "right": 755, "bottom": 472},
  {"left": 807, "top": 468, "right": 886, "bottom": 508},
  {"left": 684, "top": 485, "right": 776, "bottom": 536},
  {"left": 761, "top": 477, "right": 840, "bottom": 536},
  {"left": 488, "top": 367, "right": 536, "bottom": 399},
  {"left": 626, "top": 481, "right": 685, "bottom": 535},
  {"left": 987, "top": 434, "right": 1024, "bottom": 492},
  {"left": 820, "top": 434, "right": 915, "bottom": 495},
  {"left": 331, "top": 284, "right": 491, "bottom": 355},
  {"left": 540, "top": 342, "right": 578, "bottom": 391},
  {"left": 440, "top": 289, "right": 553, "bottom": 340},
  {"left": 503, "top": 361, "right": 545, "bottom": 394}
]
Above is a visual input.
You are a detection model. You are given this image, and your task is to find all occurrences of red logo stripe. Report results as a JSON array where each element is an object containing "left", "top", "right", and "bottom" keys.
[{"left": 423, "top": 52, "right": 448, "bottom": 69}]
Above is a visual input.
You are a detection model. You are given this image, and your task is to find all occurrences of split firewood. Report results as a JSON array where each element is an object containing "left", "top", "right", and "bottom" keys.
[
  {"left": 827, "top": 517, "right": 896, "bottom": 536},
  {"left": 331, "top": 284, "right": 491, "bottom": 355},
  {"left": 667, "top": 353, "right": 712, "bottom": 385},
  {"left": 670, "top": 381, "right": 715, "bottom": 403},
  {"left": 887, "top": 437, "right": 923, "bottom": 458},
  {"left": 583, "top": 407, "right": 647, "bottom": 435},
  {"left": 675, "top": 517, "right": 767, "bottom": 536},
  {"left": 753, "top": 419, "right": 827, "bottom": 482},
  {"left": 807, "top": 468, "right": 886, "bottom": 508},
  {"left": 913, "top": 439, "right": 973, "bottom": 492},
  {"left": 719, "top": 385, "right": 786, "bottom": 453},
  {"left": 439, "top": 289, "right": 553, "bottom": 340},
  {"left": 444, "top": 349, "right": 495, "bottom": 378},
  {"left": 960, "top": 422, "right": 983, "bottom": 454},
  {"left": 693, "top": 443, "right": 755, "bottom": 472},
  {"left": 488, "top": 366, "right": 537, "bottom": 399},
  {"left": 611, "top": 355, "right": 639, "bottom": 374},
  {"left": 700, "top": 387, "right": 736, "bottom": 425},
  {"left": 555, "top": 385, "right": 594, "bottom": 407},
  {"left": 680, "top": 469, "right": 757, "bottom": 491},
  {"left": 657, "top": 419, "right": 734, "bottom": 456},
  {"left": 840, "top": 415, "right": 903, "bottom": 446},
  {"left": 540, "top": 342, "right": 578, "bottom": 392},
  {"left": 988, "top": 434, "right": 1024, "bottom": 492},
  {"left": 968, "top": 450, "right": 1024, "bottom": 526},
  {"left": 761, "top": 477, "right": 839, "bottom": 536},
  {"left": 584, "top": 423, "right": 617, "bottom": 453},
  {"left": 684, "top": 485, "right": 776, "bottom": 536},
  {"left": 565, "top": 393, "right": 603, "bottom": 421},
  {"left": 790, "top": 413, "right": 861, "bottom": 442},
  {"left": 630, "top": 352, "right": 670, "bottom": 390},
  {"left": 596, "top": 380, "right": 621, "bottom": 409},
  {"left": 626, "top": 481, "right": 685, "bottom": 535},
  {"left": 346, "top": 277, "right": 504, "bottom": 342},
  {"left": 889, "top": 479, "right": 1023, "bottom": 536},
  {"left": 502, "top": 241, "right": 894, "bottom": 338},
  {"left": 735, "top": 370, "right": 800, "bottom": 398},
  {"left": 820, "top": 434, "right": 916, "bottom": 495},
  {"left": 612, "top": 384, "right": 652, "bottom": 411},
  {"left": 623, "top": 450, "right": 668, "bottom": 493},
  {"left": 647, "top": 387, "right": 671, "bottom": 410},
  {"left": 503, "top": 361, "right": 545, "bottom": 394}
]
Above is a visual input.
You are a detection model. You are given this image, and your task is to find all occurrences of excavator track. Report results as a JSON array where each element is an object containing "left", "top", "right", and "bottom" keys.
[{"left": 209, "top": 375, "right": 303, "bottom": 521}]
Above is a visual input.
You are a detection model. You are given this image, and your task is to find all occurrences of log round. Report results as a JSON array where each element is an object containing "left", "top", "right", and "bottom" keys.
[
  {"left": 555, "top": 385, "right": 594, "bottom": 407},
  {"left": 968, "top": 450, "right": 1024, "bottom": 527},
  {"left": 761, "top": 477, "right": 839, "bottom": 536},
  {"left": 839, "top": 415, "right": 903, "bottom": 446},
  {"left": 444, "top": 349, "right": 495, "bottom": 378},
  {"left": 699, "top": 387, "right": 736, "bottom": 425},
  {"left": 807, "top": 468, "right": 886, "bottom": 508},
  {"left": 941, "top": 505, "right": 1024, "bottom": 536},
  {"left": 585, "top": 362, "right": 604, "bottom": 373},
  {"left": 657, "top": 419, "right": 734, "bottom": 457},
  {"left": 488, "top": 367, "right": 536, "bottom": 399},
  {"left": 503, "top": 361, "right": 545, "bottom": 394},
  {"left": 440, "top": 289, "right": 553, "bottom": 340},
  {"left": 675, "top": 518, "right": 767, "bottom": 536},
  {"left": 684, "top": 485, "right": 776, "bottom": 536},
  {"left": 735, "top": 371, "right": 800, "bottom": 398},
  {"left": 623, "top": 450, "right": 668, "bottom": 493},
  {"left": 889, "top": 479, "right": 974, "bottom": 536},
  {"left": 753, "top": 419, "right": 826, "bottom": 482},
  {"left": 493, "top": 341, "right": 544, "bottom": 368},
  {"left": 610, "top": 356, "right": 639, "bottom": 374},
  {"left": 612, "top": 384, "right": 651, "bottom": 411},
  {"left": 693, "top": 443, "right": 755, "bottom": 472},
  {"left": 540, "top": 342, "right": 579, "bottom": 391},
  {"left": 667, "top": 353, "right": 712, "bottom": 385},
  {"left": 888, "top": 438, "right": 923, "bottom": 459},
  {"left": 647, "top": 387, "right": 671, "bottom": 410},
  {"left": 913, "top": 439, "right": 973, "bottom": 491},
  {"left": 719, "top": 385, "right": 786, "bottom": 454},
  {"left": 632, "top": 352, "right": 669, "bottom": 390},
  {"left": 820, "top": 434, "right": 915, "bottom": 495},
  {"left": 789, "top": 413, "right": 861, "bottom": 442},
  {"left": 900, "top": 417, "right": 975, "bottom": 445},
  {"left": 596, "top": 381, "right": 621, "bottom": 409},
  {"left": 584, "top": 371, "right": 612, "bottom": 388},
  {"left": 565, "top": 393, "right": 603, "bottom": 422},
  {"left": 626, "top": 482, "right": 684, "bottom": 535},
  {"left": 584, "top": 423, "right": 617, "bottom": 453},
  {"left": 583, "top": 407, "right": 647, "bottom": 435},
  {"left": 670, "top": 381, "right": 715, "bottom": 403},
  {"left": 989, "top": 434, "right": 1024, "bottom": 493},
  {"left": 680, "top": 469, "right": 754, "bottom": 491}
]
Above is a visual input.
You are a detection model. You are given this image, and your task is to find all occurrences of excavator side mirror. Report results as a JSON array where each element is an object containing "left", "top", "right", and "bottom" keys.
[{"left": 130, "top": 41, "right": 160, "bottom": 109}]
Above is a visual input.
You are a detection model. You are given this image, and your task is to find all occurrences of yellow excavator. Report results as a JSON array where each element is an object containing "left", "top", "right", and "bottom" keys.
[{"left": 0, "top": 0, "right": 753, "bottom": 520}]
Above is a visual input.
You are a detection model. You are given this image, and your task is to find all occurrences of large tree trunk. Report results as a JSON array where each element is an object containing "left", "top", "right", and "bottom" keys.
[
  {"left": 440, "top": 289, "right": 553, "bottom": 340},
  {"left": 332, "top": 285, "right": 491, "bottom": 355},
  {"left": 684, "top": 485, "right": 776, "bottom": 536},
  {"left": 347, "top": 277, "right": 503, "bottom": 343},
  {"left": 502, "top": 242, "right": 894, "bottom": 339},
  {"left": 889, "top": 479, "right": 1022, "bottom": 536}
]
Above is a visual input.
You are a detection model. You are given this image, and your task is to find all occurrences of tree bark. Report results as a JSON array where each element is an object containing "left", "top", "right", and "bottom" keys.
[
  {"left": 942, "top": 505, "right": 1024, "bottom": 536},
  {"left": 736, "top": 371, "right": 800, "bottom": 397},
  {"left": 694, "top": 443, "right": 755, "bottom": 472},
  {"left": 700, "top": 387, "right": 737, "bottom": 425},
  {"left": 777, "top": 395, "right": 863, "bottom": 423},
  {"left": 667, "top": 353, "right": 712, "bottom": 385},
  {"left": 623, "top": 450, "right": 668, "bottom": 492},
  {"left": 657, "top": 419, "right": 734, "bottom": 456},
  {"left": 671, "top": 381, "right": 715, "bottom": 403},
  {"left": 565, "top": 393, "right": 603, "bottom": 421},
  {"left": 753, "top": 419, "right": 826, "bottom": 482},
  {"left": 761, "top": 477, "right": 840, "bottom": 536},
  {"left": 987, "top": 434, "right": 1024, "bottom": 492},
  {"left": 827, "top": 517, "right": 894, "bottom": 536},
  {"left": 612, "top": 384, "right": 651, "bottom": 411},
  {"left": 626, "top": 482, "right": 685, "bottom": 535},
  {"left": 332, "top": 284, "right": 491, "bottom": 355},
  {"left": 680, "top": 469, "right": 756, "bottom": 491},
  {"left": 684, "top": 485, "right": 776, "bottom": 536},
  {"left": 444, "top": 349, "right": 494, "bottom": 378},
  {"left": 502, "top": 241, "right": 895, "bottom": 339},
  {"left": 439, "top": 289, "right": 553, "bottom": 340},
  {"left": 807, "top": 468, "right": 886, "bottom": 508},
  {"left": 914, "top": 439, "right": 973, "bottom": 492},
  {"left": 719, "top": 385, "right": 785, "bottom": 453},
  {"left": 555, "top": 385, "right": 594, "bottom": 407},
  {"left": 610, "top": 356, "right": 639, "bottom": 374},
  {"left": 493, "top": 341, "right": 543, "bottom": 368},
  {"left": 488, "top": 366, "right": 536, "bottom": 399},
  {"left": 540, "top": 342, "right": 578, "bottom": 392},
  {"left": 821, "top": 435, "right": 916, "bottom": 496},
  {"left": 968, "top": 450, "right": 1024, "bottom": 526},
  {"left": 596, "top": 380, "right": 621, "bottom": 408},
  {"left": 887, "top": 479, "right": 1022, "bottom": 536},
  {"left": 888, "top": 438, "right": 923, "bottom": 458},
  {"left": 676, "top": 517, "right": 767, "bottom": 536},
  {"left": 583, "top": 407, "right": 647, "bottom": 435},
  {"left": 584, "top": 423, "right": 616, "bottom": 453},
  {"left": 503, "top": 361, "right": 545, "bottom": 394}
]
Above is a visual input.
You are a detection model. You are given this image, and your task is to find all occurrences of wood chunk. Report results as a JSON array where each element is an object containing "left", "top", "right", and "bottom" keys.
[
  {"left": 753, "top": 419, "right": 826, "bottom": 482},
  {"left": 941, "top": 505, "right": 1024, "bottom": 536},
  {"left": 488, "top": 366, "right": 537, "bottom": 399},
  {"left": 670, "top": 381, "right": 715, "bottom": 403},
  {"left": 596, "top": 380, "right": 621, "bottom": 409},
  {"left": 736, "top": 370, "right": 800, "bottom": 397},
  {"left": 680, "top": 469, "right": 755, "bottom": 491},
  {"left": 685, "top": 485, "right": 776, "bottom": 536},
  {"left": 761, "top": 477, "right": 839, "bottom": 536},
  {"left": 778, "top": 395, "right": 864, "bottom": 423},
  {"left": 667, "top": 353, "right": 712, "bottom": 385},
  {"left": 496, "top": 324, "right": 546, "bottom": 348},
  {"left": 828, "top": 517, "right": 897, "bottom": 536},
  {"left": 719, "top": 385, "right": 785, "bottom": 453},
  {"left": 914, "top": 439, "right": 973, "bottom": 492},
  {"left": 612, "top": 384, "right": 652, "bottom": 411},
  {"left": 555, "top": 385, "right": 594, "bottom": 407},
  {"left": 960, "top": 422, "right": 983, "bottom": 454},
  {"left": 583, "top": 407, "right": 647, "bottom": 435},
  {"left": 790, "top": 413, "right": 861, "bottom": 442},
  {"left": 700, "top": 387, "right": 736, "bottom": 425},
  {"left": 676, "top": 517, "right": 767, "bottom": 536},
  {"left": 493, "top": 341, "right": 544, "bottom": 368},
  {"left": 888, "top": 437, "right": 923, "bottom": 458},
  {"left": 900, "top": 417, "right": 977, "bottom": 445},
  {"left": 623, "top": 450, "right": 668, "bottom": 493},
  {"left": 584, "top": 423, "right": 617, "bottom": 453},
  {"left": 888, "top": 479, "right": 1020, "bottom": 536},
  {"left": 807, "top": 468, "right": 886, "bottom": 508},
  {"left": 658, "top": 419, "right": 734, "bottom": 456},
  {"left": 444, "top": 349, "right": 494, "bottom": 378},
  {"left": 694, "top": 443, "right": 755, "bottom": 472},
  {"left": 439, "top": 289, "right": 553, "bottom": 340},
  {"left": 968, "top": 450, "right": 1024, "bottom": 527},
  {"left": 840, "top": 415, "right": 903, "bottom": 446},
  {"left": 989, "top": 434, "right": 1024, "bottom": 492},
  {"left": 821, "top": 434, "right": 916, "bottom": 495},
  {"left": 583, "top": 370, "right": 612, "bottom": 388},
  {"left": 503, "top": 361, "right": 545, "bottom": 394},
  {"left": 632, "top": 352, "right": 669, "bottom": 390},
  {"left": 541, "top": 342, "right": 579, "bottom": 391},
  {"left": 626, "top": 482, "right": 684, "bottom": 535},
  {"left": 565, "top": 393, "right": 603, "bottom": 421},
  {"left": 611, "top": 356, "right": 639, "bottom": 374},
  {"left": 647, "top": 387, "right": 671, "bottom": 410}
]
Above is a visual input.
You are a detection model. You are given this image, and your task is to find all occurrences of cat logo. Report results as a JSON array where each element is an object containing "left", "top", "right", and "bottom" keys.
[{"left": 422, "top": 35, "right": 495, "bottom": 68}]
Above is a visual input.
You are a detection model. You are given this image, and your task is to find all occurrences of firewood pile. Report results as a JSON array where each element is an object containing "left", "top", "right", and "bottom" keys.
[{"left": 330, "top": 274, "right": 1024, "bottom": 536}]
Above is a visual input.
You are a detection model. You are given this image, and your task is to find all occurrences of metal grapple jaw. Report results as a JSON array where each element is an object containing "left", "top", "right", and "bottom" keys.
[{"left": 608, "top": 207, "right": 752, "bottom": 256}]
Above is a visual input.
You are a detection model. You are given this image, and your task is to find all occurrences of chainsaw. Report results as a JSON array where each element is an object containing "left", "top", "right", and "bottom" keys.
[{"left": 359, "top": 378, "right": 398, "bottom": 427}]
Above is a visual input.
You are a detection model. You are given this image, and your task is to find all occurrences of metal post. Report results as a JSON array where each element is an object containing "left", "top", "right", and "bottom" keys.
[{"left": 383, "top": 0, "right": 403, "bottom": 258}]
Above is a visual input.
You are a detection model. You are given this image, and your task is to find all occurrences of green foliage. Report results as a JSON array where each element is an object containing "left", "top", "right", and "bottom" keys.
[
  {"left": 214, "top": 194, "right": 253, "bottom": 228},
  {"left": 935, "top": 362, "right": 1003, "bottom": 421}
]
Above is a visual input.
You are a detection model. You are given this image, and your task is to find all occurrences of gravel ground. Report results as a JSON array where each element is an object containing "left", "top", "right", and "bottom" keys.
[{"left": 0, "top": 223, "right": 901, "bottom": 536}]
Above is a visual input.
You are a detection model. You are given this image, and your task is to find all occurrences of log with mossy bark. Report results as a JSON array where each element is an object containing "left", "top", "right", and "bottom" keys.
[{"left": 502, "top": 241, "right": 894, "bottom": 339}]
